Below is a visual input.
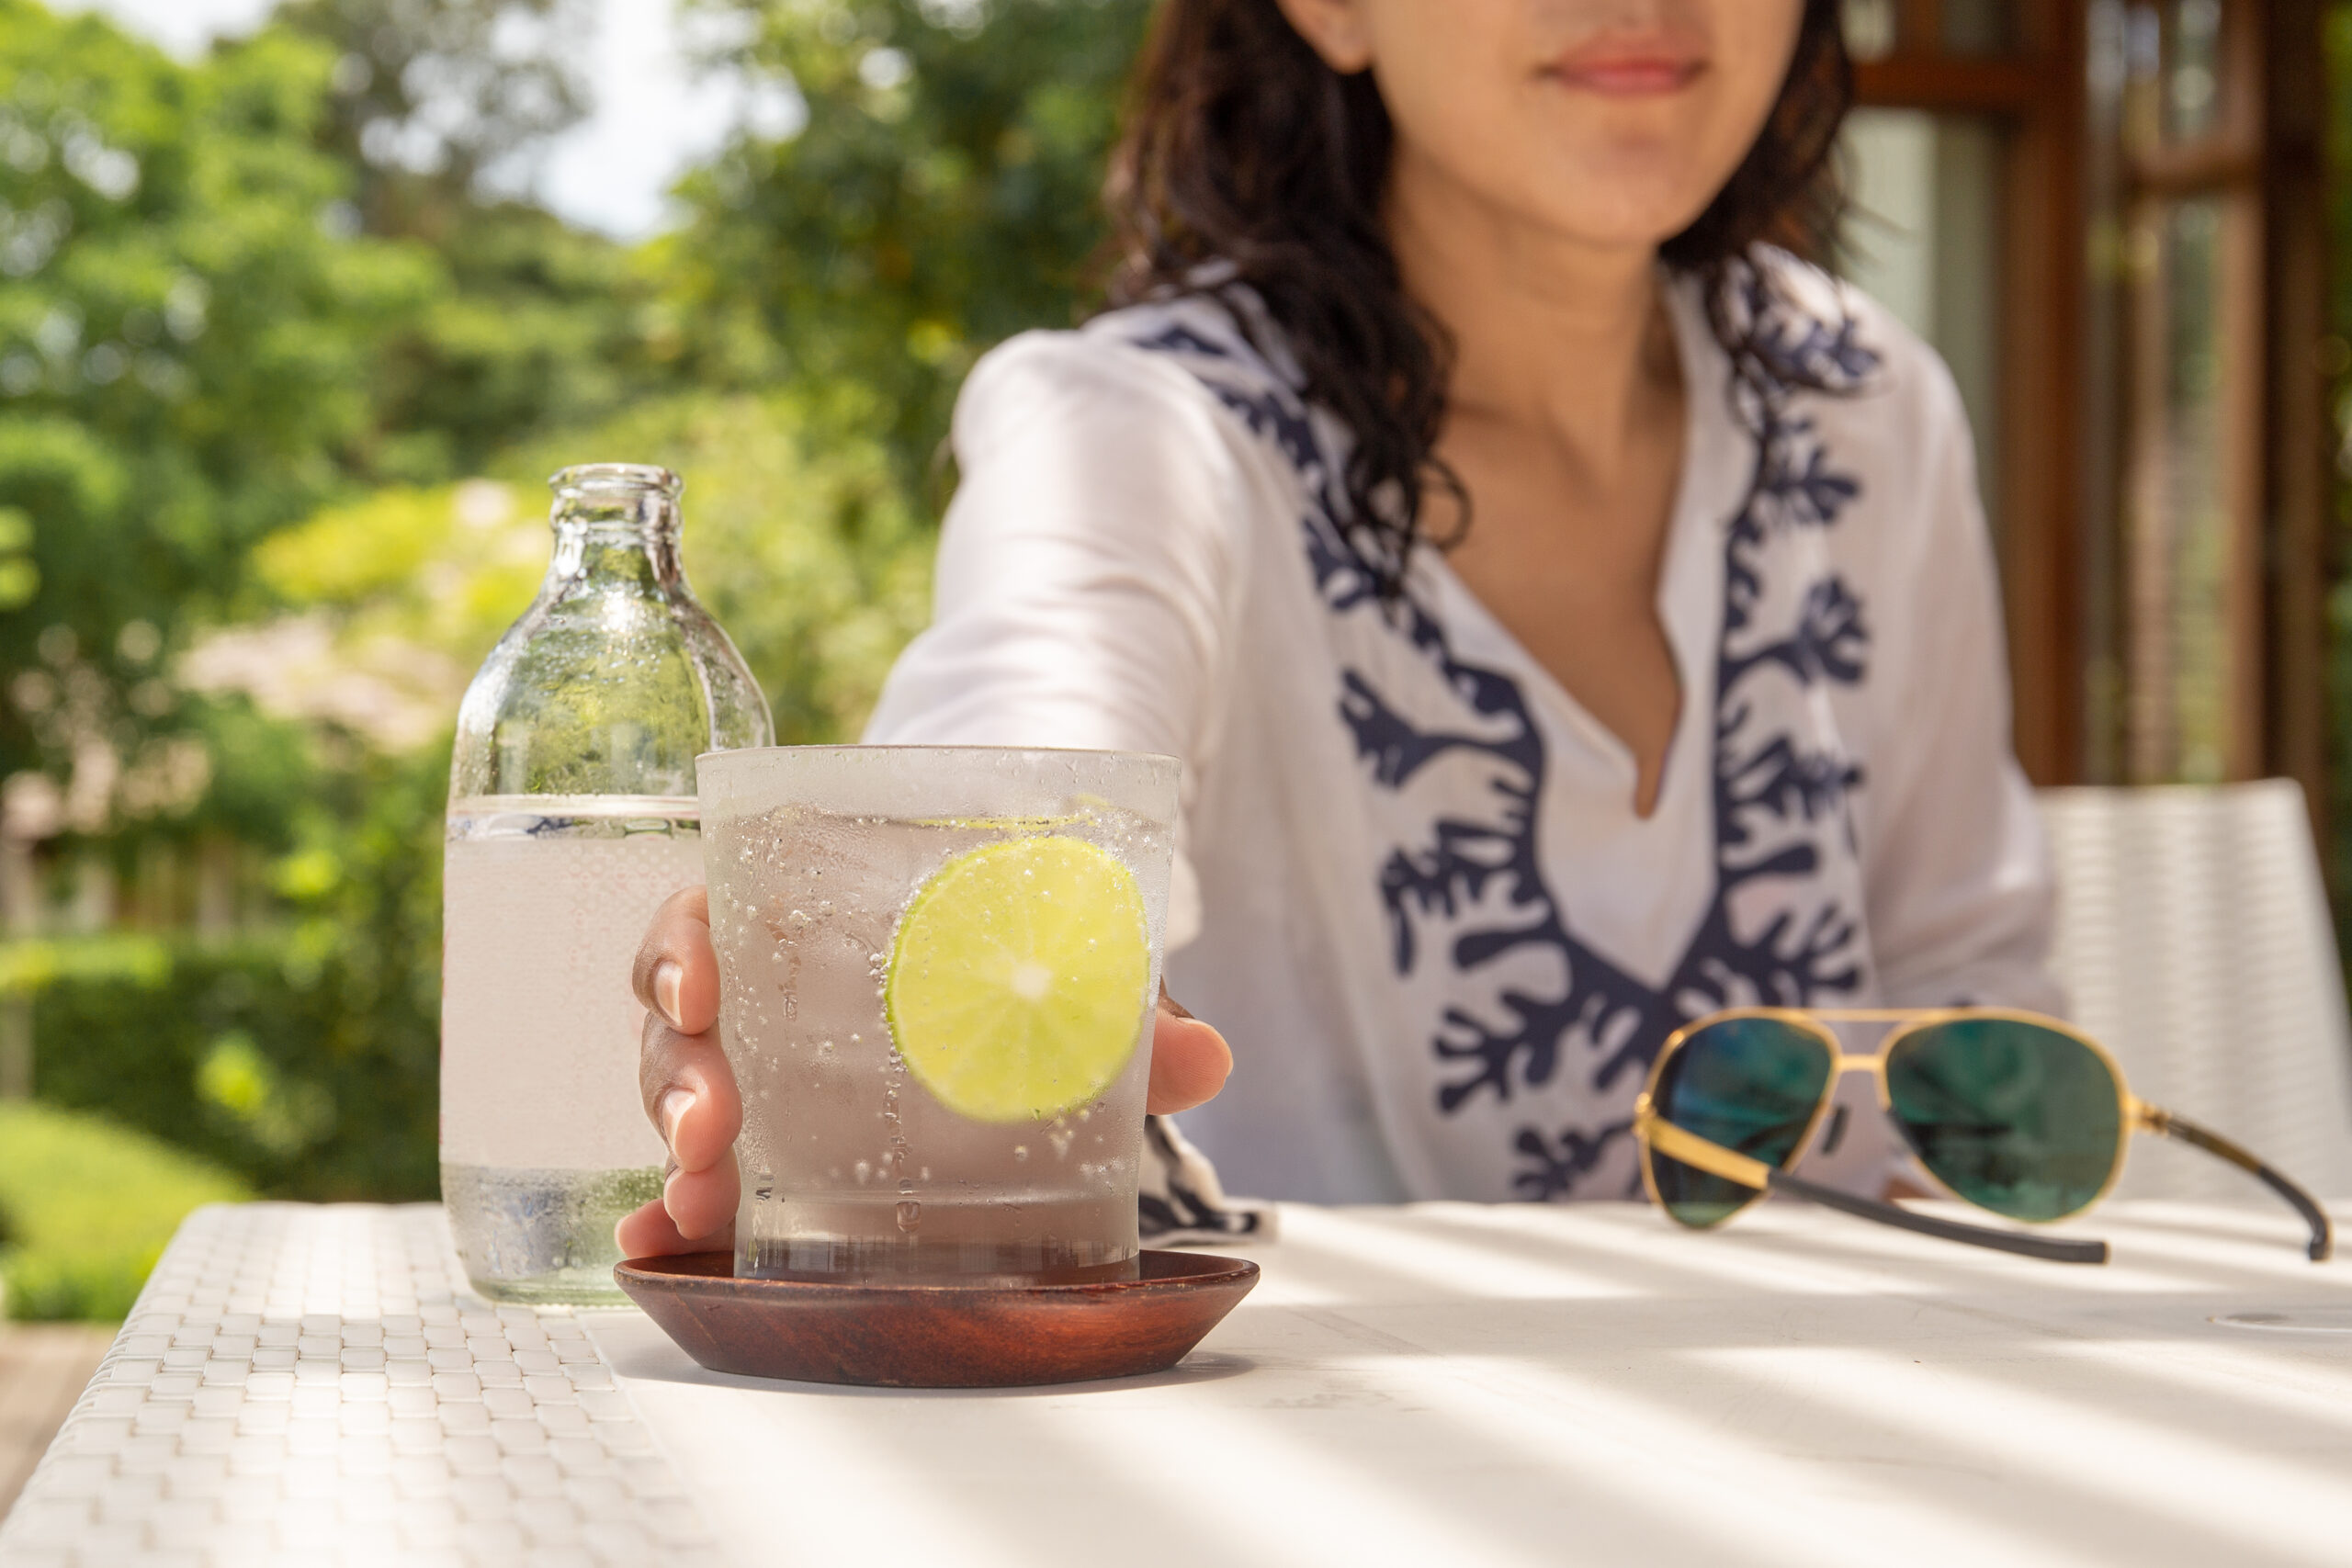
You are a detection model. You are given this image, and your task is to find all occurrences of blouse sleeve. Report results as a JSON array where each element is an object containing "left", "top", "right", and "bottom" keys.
[
  {"left": 1856, "top": 355, "right": 2065, "bottom": 1016},
  {"left": 861, "top": 330, "right": 1253, "bottom": 944}
]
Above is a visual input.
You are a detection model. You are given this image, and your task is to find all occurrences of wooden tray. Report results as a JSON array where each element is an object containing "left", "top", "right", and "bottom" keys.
[{"left": 613, "top": 1249, "right": 1259, "bottom": 1388}]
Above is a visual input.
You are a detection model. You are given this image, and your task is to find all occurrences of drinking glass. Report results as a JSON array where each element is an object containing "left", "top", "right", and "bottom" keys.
[{"left": 696, "top": 745, "right": 1181, "bottom": 1282}]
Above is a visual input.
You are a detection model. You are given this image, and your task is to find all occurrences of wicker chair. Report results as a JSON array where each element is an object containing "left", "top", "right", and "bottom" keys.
[{"left": 2037, "top": 780, "right": 2352, "bottom": 1201}]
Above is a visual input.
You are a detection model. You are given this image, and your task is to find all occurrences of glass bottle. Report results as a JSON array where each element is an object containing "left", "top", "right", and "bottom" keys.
[{"left": 441, "top": 464, "right": 772, "bottom": 1302}]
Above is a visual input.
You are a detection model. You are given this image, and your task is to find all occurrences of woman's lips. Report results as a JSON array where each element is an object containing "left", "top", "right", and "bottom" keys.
[{"left": 1547, "top": 49, "right": 1705, "bottom": 96}]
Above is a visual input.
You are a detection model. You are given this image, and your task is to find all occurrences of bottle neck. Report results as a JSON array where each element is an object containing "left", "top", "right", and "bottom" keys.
[
  {"left": 548, "top": 518, "right": 683, "bottom": 593},
  {"left": 547, "top": 468, "right": 684, "bottom": 595}
]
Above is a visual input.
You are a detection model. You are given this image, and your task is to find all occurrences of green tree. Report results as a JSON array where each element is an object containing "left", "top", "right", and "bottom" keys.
[
  {"left": 368, "top": 201, "right": 660, "bottom": 481},
  {"left": 663, "top": 0, "right": 1152, "bottom": 487},
  {"left": 273, "top": 0, "right": 661, "bottom": 481},
  {"left": 0, "top": 3, "right": 627, "bottom": 1206},
  {"left": 0, "top": 0, "right": 1159, "bottom": 1213},
  {"left": 0, "top": 1, "right": 437, "bottom": 809},
  {"left": 272, "top": 0, "right": 654, "bottom": 480},
  {"left": 275, "top": 0, "right": 595, "bottom": 239}
]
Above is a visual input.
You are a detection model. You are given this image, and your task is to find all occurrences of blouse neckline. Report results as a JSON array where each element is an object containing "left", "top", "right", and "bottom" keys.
[{"left": 1407, "top": 272, "right": 1749, "bottom": 833}]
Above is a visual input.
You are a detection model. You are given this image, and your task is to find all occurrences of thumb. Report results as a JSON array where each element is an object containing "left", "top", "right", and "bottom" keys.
[{"left": 1147, "top": 990, "right": 1231, "bottom": 1113}]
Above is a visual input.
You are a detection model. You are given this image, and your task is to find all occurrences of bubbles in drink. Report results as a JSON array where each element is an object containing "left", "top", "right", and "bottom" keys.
[
  {"left": 442, "top": 798, "right": 702, "bottom": 1302},
  {"left": 707, "top": 798, "right": 1169, "bottom": 1282}
]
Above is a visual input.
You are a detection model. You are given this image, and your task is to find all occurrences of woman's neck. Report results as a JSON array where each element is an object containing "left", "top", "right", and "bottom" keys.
[
  {"left": 1381, "top": 140, "right": 1690, "bottom": 818},
  {"left": 1385, "top": 141, "right": 1678, "bottom": 479}
]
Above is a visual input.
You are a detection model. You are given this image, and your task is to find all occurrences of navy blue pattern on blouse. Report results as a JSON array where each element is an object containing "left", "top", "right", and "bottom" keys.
[{"left": 1132, "top": 269, "right": 1881, "bottom": 1197}]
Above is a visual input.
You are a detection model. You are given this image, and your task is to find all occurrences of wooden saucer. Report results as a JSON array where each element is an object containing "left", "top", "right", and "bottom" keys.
[{"left": 613, "top": 1249, "right": 1260, "bottom": 1388}]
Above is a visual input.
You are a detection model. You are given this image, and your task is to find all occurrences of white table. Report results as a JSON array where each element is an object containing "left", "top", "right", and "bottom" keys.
[{"left": 4, "top": 1200, "right": 2350, "bottom": 1567}]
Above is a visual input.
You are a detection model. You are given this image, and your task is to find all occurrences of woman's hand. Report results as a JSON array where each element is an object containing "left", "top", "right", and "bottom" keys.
[{"left": 615, "top": 886, "right": 1235, "bottom": 1258}]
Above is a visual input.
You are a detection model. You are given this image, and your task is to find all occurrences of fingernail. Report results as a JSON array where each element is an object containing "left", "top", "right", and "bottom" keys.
[
  {"left": 660, "top": 1088, "right": 694, "bottom": 1148},
  {"left": 653, "top": 961, "right": 684, "bottom": 1028}
]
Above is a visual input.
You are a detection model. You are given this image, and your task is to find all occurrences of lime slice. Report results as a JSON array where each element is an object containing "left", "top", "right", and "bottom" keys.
[{"left": 885, "top": 836, "right": 1152, "bottom": 1123}]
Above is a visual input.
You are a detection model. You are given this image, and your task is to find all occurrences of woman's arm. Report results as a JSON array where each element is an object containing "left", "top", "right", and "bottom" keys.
[
  {"left": 1857, "top": 352, "right": 2063, "bottom": 1015},
  {"left": 865, "top": 327, "right": 1260, "bottom": 944},
  {"left": 617, "top": 326, "right": 1253, "bottom": 1256},
  {"left": 866, "top": 331, "right": 1246, "bottom": 761}
]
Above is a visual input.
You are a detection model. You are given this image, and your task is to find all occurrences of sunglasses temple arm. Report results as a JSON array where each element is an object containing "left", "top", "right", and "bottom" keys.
[
  {"left": 1639, "top": 1110, "right": 2109, "bottom": 1265},
  {"left": 2142, "top": 1106, "right": 2334, "bottom": 1262},
  {"left": 1765, "top": 1168, "right": 2109, "bottom": 1265}
]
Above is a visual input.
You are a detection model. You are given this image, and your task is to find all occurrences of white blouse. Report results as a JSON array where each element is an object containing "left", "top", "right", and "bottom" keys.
[{"left": 865, "top": 258, "right": 2061, "bottom": 1205}]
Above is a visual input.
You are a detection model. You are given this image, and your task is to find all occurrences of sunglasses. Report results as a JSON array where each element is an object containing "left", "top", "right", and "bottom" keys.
[{"left": 1633, "top": 1008, "right": 2333, "bottom": 1265}]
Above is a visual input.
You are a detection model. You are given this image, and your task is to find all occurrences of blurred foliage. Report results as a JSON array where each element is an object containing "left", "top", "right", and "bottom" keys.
[
  {"left": 0, "top": 1101, "right": 248, "bottom": 1321},
  {"left": 4, "top": 738, "right": 448, "bottom": 1200},
  {"left": 277, "top": 0, "right": 661, "bottom": 480},
  {"left": 0, "top": 0, "right": 438, "bottom": 825},
  {"left": 366, "top": 204, "right": 659, "bottom": 481},
  {"left": 246, "top": 389, "right": 933, "bottom": 749},
  {"left": 276, "top": 0, "right": 595, "bottom": 236},
  {"left": 3, "top": 0, "right": 1123, "bottom": 1220},
  {"left": 663, "top": 0, "right": 1149, "bottom": 487}
]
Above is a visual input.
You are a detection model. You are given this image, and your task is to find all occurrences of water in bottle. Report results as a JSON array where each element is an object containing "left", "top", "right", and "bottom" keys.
[{"left": 442, "top": 464, "right": 772, "bottom": 1302}]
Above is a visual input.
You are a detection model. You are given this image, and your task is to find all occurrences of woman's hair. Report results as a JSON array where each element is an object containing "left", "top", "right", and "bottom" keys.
[{"left": 1102, "top": 0, "right": 1852, "bottom": 598}]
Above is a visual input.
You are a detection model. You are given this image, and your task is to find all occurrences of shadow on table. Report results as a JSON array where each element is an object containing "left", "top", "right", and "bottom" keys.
[{"left": 1288, "top": 1198, "right": 2335, "bottom": 1311}]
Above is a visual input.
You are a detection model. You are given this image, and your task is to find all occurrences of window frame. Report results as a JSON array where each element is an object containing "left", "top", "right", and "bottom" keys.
[{"left": 1852, "top": 0, "right": 2329, "bottom": 834}]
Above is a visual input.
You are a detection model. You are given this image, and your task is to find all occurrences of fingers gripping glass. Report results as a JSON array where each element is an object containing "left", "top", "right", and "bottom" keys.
[{"left": 1633, "top": 1009, "right": 2333, "bottom": 1266}]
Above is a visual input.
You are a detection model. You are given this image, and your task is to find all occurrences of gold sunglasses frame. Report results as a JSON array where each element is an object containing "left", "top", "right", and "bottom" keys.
[{"left": 1631, "top": 1006, "right": 2332, "bottom": 1264}]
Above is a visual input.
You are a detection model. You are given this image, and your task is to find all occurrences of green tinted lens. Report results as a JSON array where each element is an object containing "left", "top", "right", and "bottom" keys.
[
  {"left": 1885, "top": 1018, "right": 2122, "bottom": 1222},
  {"left": 1649, "top": 1017, "right": 1834, "bottom": 1227}
]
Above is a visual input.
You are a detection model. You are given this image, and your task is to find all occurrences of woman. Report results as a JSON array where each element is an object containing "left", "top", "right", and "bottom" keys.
[{"left": 620, "top": 0, "right": 2057, "bottom": 1254}]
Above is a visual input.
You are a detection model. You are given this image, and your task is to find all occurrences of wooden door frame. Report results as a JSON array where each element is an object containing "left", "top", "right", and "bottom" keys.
[
  {"left": 2258, "top": 0, "right": 2330, "bottom": 827},
  {"left": 1855, "top": 0, "right": 2332, "bottom": 822}
]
